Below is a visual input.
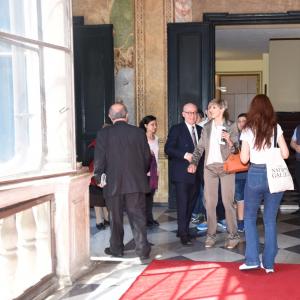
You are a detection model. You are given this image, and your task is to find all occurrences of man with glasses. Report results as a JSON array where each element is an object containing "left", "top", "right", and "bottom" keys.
[{"left": 165, "top": 103, "right": 203, "bottom": 245}]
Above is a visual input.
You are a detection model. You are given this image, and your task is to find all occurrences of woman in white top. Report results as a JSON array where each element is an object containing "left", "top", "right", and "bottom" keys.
[
  {"left": 239, "top": 94, "right": 289, "bottom": 274},
  {"left": 139, "top": 115, "right": 160, "bottom": 227}
]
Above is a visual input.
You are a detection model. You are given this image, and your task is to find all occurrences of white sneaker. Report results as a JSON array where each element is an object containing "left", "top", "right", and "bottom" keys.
[
  {"left": 239, "top": 263, "right": 259, "bottom": 271},
  {"left": 260, "top": 262, "right": 274, "bottom": 274}
]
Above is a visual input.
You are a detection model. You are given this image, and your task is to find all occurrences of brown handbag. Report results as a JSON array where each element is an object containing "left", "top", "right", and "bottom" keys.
[{"left": 223, "top": 152, "right": 249, "bottom": 173}]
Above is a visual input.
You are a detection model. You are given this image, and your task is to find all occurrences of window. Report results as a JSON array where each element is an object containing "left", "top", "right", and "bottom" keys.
[{"left": 0, "top": 0, "right": 75, "bottom": 181}]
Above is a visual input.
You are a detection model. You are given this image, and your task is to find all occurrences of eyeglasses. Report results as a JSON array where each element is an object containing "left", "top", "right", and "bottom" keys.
[{"left": 183, "top": 111, "right": 197, "bottom": 115}]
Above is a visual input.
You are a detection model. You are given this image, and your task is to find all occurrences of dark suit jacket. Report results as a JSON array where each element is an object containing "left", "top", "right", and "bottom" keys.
[
  {"left": 94, "top": 121, "right": 151, "bottom": 198},
  {"left": 165, "top": 122, "right": 203, "bottom": 184}
]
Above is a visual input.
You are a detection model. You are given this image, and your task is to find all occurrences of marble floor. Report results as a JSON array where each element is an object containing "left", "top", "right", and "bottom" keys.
[{"left": 47, "top": 202, "right": 300, "bottom": 300}]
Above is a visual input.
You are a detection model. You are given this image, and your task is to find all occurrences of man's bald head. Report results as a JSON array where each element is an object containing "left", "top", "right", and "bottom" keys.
[
  {"left": 109, "top": 103, "right": 128, "bottom": 123},
  {"left": 182, "top": 103, "right": 197, "bottom": 113}
]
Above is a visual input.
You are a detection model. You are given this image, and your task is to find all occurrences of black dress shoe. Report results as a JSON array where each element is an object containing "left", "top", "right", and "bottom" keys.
[
  {"left": 104, "top": 247, "right": 123, "bottom": 257},
  {"left": 180, "top": 236, "right": 193, "bottom": 246},
  {"left": 176, "top": 232, "right": 193, "bottom": 239},
  {"left": 152, "top": 220, "right": 160, "bottom": 226},
  {"left": 147, "top": 221, "right": 154, "bottom": 227},
  {"left": 139, "top": 254, "right": 150, "bottom": 260},
  {"left": 104, "top": 219, "right": 110, "bottom": 226},
  {"left": 96, "top": 223, "right": 105, "bottom": 230}
]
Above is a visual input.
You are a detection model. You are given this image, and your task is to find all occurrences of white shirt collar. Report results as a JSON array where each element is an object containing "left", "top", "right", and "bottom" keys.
[{"left": 185, "top": 121, "right": 196, "bottom": 130}]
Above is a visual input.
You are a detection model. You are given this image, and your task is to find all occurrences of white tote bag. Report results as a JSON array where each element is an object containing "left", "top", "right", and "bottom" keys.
[{"left": 266, "top": 126, "right": 294, "bottom": 194}]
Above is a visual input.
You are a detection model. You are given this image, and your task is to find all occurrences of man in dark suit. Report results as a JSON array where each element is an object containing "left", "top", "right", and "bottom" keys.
[
  {"left": 165, "top": 102, "right": 203, "bottom": 245},
  {"left": 94, "top": 103, "right": 151, "bottom": 259}
]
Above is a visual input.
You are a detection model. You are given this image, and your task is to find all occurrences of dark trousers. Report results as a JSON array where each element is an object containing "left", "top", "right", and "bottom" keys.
[
  {"left": 175, "top": 182, "right": 199, "bottom": 237},
  {"left": 105, "top": 193, "right": 151, "bottom": 257},
  {"left": 192, "top": 179, "right": 205, "bottom": 215},
  {"left": 146, "top": 189, "right": 155, "bottom": 222}
]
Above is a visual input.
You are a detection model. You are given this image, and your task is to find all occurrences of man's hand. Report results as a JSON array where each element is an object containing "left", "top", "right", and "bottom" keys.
[
  {"left": 184, "top": 153, "right": 193, "bottom": 163},
  {"left": 187, "top": 164, "right": 197, "bottom": 173}
]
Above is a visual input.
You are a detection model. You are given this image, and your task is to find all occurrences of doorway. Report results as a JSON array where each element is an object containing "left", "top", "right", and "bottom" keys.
[
  {"left": 167, "top": 12, "right": 300, "bottom": 208},
  {"left": 216, "top": 73, "right": 260, "bottom": 120}
]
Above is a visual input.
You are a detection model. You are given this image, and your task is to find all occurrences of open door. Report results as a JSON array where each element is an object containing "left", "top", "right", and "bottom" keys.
[
  {"left": 167, "top": 22, "right": 214, "bottom": 208},
  {"left": 73, "top": 23, "right": 115, "bottom": 165}
]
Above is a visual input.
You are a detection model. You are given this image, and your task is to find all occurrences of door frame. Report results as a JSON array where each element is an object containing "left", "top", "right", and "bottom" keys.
[
  {"left": 204, "top": 12, "right": 300, "bottom": 206},
  {"left": 203, "top": 11, "right": 300, "bottom": 99},
  {"left": 216, "top": 72, "right": 262, "bottom": 98},
  {"left": 166, "top": 12, "right": 300, "bottom": 208}
]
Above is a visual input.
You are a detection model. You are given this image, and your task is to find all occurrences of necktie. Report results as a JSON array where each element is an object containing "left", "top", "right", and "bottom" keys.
[{"left": 191, "top": 126, "right": 197, "bottom": 146}]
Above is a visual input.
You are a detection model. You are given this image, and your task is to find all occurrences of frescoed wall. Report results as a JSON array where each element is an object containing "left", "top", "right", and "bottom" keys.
[
  {"left": 110, "top": 0, "right": 135, "bottom": 125},
  {"left": 73, "top": 0, "right": 135, "bottom": 124}
]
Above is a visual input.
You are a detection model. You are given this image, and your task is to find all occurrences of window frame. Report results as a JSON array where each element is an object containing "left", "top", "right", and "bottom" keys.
[{"left": 0, "top": 0, "right": 77, "bottom": 184}]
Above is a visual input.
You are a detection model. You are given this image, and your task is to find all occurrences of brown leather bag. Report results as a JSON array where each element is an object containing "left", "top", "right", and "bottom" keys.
[{"left": 223, "top": 152, "right": 249, "bottom": 173}]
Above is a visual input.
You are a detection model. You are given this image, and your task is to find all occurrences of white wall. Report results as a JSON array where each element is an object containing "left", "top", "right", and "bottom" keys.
[
  {"left": 269, "top": 40, "right": 300, "bottom": 111},
  {"left": 216, "top": 59, "right": 263, "bottom": 73}
]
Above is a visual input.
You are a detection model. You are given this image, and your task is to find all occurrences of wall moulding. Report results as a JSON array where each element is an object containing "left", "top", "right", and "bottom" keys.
[{"left": 134, "top": 0, "right": 174, "bottom": 127}]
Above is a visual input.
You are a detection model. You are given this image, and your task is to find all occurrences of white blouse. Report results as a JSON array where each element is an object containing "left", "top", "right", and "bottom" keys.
[
  {"left": 206, "top": 120, "right": 224, "bottom": 165},
  {"left": 240, "top": 124, "right": 283, "bottom": 164},
  {"left": 147, "top": 135, "right": 159, "bottom": 176}
]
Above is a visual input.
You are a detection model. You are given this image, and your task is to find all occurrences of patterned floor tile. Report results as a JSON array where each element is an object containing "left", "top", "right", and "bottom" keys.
[
  {"left": 280, "top": 229, "right": 300, "bottom": 239},
  {"left": 184, "top": 248, "right": 244, "bottom": 262},
  {"left": 283, "top": 244, "right": 300, "bottom": 255},
  {"left": 275, "top": 249, "right": 300, "bottom": 264},
  {"left": 281, "top": 217, "right": 300, "bottom": 226},
  {"left": 61, "top": 284, "right": 100, "bottom": 299},
  {"left": 156, "top": 213, "right": 177, "bottom": 223}
]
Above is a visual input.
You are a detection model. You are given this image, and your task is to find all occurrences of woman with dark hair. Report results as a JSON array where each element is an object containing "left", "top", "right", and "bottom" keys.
[
  {"left": 239, "top": 94, "right": 289, "bottom": 274},
  {"left": 139, "top": 115, "right": 160, "bottom": 227}
]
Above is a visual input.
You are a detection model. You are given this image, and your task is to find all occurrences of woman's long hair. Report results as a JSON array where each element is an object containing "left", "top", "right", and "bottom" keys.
[
  {"left": 245, "top": 94, "right": 277, "bottom": 150},
  {"left": 139, "top": 115, "right": 157, "bottom": 132}
]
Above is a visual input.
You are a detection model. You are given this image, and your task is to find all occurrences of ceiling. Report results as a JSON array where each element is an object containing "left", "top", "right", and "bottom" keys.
[{"left": 216, "top": 24, "right": 300, "bottom": 60}]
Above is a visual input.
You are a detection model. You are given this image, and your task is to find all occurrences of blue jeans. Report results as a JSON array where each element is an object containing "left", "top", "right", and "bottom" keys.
[{"left": 244, "top": 164, "right": 283, "bottom": 269}]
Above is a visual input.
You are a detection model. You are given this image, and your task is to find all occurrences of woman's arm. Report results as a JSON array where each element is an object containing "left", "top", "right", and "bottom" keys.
[
  {"left": 240, "top": 140, "right": 250, "bottom": 164},
  {"left": 278, "top": 134, "right": 289, "bottom": 159}
]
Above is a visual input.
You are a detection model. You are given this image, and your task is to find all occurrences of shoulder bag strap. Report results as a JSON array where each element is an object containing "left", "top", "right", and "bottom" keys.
[{"left": 274, "top": 124, "right": 277, "bottom": 148}]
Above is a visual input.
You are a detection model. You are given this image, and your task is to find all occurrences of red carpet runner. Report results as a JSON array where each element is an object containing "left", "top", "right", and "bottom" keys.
[{"left": 120, "top": 260, "right": 300, "bottom": 300}]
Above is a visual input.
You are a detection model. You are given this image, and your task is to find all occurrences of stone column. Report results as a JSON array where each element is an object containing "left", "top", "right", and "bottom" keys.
[
  {"left": 0, "top": 216, "right": 18, "bottom": 299},
  {"left": 15, "top": 208, "right": 38, "bottom": 293},
  {"left": 135, "top": 0, "right": 174, "bottom": 203}
]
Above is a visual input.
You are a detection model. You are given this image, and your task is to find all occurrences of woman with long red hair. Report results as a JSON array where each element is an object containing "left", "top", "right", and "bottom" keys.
[{"left": 239, "top": 94, "right": 289, "bottom": 274}]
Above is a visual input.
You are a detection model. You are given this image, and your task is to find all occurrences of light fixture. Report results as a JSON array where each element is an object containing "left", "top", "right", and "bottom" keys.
[{"left": 216, "top": 86, "right": 227, "bottom": 93}]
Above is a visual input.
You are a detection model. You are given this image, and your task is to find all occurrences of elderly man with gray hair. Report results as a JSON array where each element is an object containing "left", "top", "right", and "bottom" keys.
[{"left": 94, "top": 102, "right": 151, "bottom": 259}]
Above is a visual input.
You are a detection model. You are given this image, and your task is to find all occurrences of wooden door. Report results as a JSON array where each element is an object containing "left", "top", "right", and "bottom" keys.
[
  {"left": 73, "top": 24, "right": 114, "bottom": 165},
  {"left": 167, "top": 22, "right": 214, "bottom": 208}
]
